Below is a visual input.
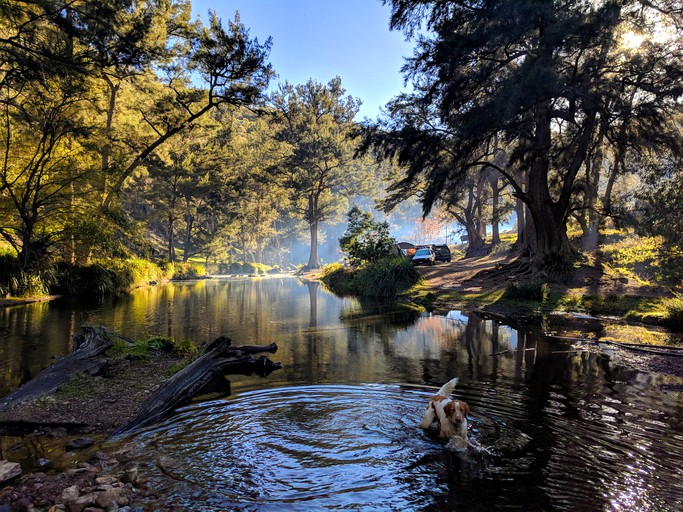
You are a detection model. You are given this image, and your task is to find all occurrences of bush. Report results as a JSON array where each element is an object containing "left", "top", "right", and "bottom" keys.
[
  {"left": 663, "top": 294, "right": 683, "bottom": 330},
  {"left": 171, "top": 262, "right": 207, "bottom": 280},
  {"left": 352, "top": 257, "right": 422, "bottom": 297},
  {"left": 320, "top": 263, "right": 356, "bottom": 295},
  {"left": 536, "top": 252, "right": 574, "bottom": 282},
  {"left": 322, "top": 257, "right": 423, "bottom": 298},
  {"left": 504, "top": 280, "right": 550, "bottom": 302},
  {"left": 0, "top": 252, "right": 55, "bottom": 297},
  {"left": 54, "top": 258, "right": 168, "bottom": 296}
]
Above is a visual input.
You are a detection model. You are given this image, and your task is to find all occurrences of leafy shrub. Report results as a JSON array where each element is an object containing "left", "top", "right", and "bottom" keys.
[
  {"left": 504, "top": 280, "right": 549, "bottom": 302},
  {"left": 144, "top": 335, "right": 197, "bottom": 355},
  {"left": 54, "top": 258, "right": 168, "bottom": 296},
  {"left": 320, "top": 263, "right": 356, "bottom": 295},
  {"left": 536, "top": 252, "right": 574, "bottom": 282},
  {"left": 351, "top": 257, "right": 422, "bottom": 297},
  {"left": 339, "top": 206, "right": 395, "bottom": 266},
  {"left": 662, "top": 294, "right": 683, "bottom": 330},
  {"left": 172, "top": 262, "right": 207, "bottom": 280},
  {"left": 0, "top": 253, "right": 55, "bottom": 297}
]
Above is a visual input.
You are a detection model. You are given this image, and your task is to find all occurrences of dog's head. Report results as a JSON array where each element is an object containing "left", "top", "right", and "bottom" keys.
[{"left": 444, "top": 400, "right": 470, "bottom": 424}]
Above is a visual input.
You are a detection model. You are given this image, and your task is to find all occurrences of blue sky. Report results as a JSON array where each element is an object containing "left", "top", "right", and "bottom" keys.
[{"left": 190, "top": 0, "right": 414, "bottom": 120}]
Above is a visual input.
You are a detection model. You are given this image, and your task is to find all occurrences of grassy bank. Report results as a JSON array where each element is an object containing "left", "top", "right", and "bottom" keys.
[
  {"left": 407, "top": 270, "right": 681, "bottom": 330},
  {"left": 0, "top": 252, "right": 207, "bottom": 300}
]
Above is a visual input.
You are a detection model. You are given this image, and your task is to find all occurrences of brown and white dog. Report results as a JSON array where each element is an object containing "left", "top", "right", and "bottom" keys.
[{"left": 419, "top": 377, "right": 470, "bottom": 444}]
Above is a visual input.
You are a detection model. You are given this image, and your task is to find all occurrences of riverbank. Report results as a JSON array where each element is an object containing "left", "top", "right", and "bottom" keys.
[
  {"left": 0, "top": 347, "right": 188, "bottom": 511},
  {"left": 409, "top": 252, "right": 677, "bottom": 327}
]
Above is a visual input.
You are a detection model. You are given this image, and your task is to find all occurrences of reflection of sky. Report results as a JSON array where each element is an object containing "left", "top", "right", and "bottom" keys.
[{"left": 2, "top": 278, "right": 683, "bottom": 510}]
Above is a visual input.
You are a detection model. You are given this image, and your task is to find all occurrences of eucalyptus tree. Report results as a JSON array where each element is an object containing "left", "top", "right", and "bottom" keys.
[
  {"left": 270, "top": 77, "right": 373, "bottom": 268},
  {"left": 365, "top": 0, "right": 682, "bottom": 267}
]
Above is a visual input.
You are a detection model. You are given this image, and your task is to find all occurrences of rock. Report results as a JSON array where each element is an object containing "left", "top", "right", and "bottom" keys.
[
  {"left": 68, "top": 493, "right": 97, "bottom": 512},
  {"left": 61, "top": 485, "right": 80, "bottom": 503},
  {"left": 48, "top": 505, "right": 66, "bottom": 512},
  {"left": 37, "top": 458, "right": 52, "bottom": 468},
  {"left": 0, "top": 460, "right": 21, "bottom": 483},
  {"left": 120, "top": 467, "right": 138, "bottom": 485},
  {"left": 47, "top": 428, "right": 68, "bottom": 439},
  {"left": 66, "top": 438, "right": 95, "bottom": 451},
  {"left": 95, "top": 488, "right": 123, "bottom": 509},
  {"left": 94, "top": 476, "right": 117, "bottom": 486}
]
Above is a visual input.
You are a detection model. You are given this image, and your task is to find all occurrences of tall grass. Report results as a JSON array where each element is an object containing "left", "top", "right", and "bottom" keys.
[
  {"left": 0, "top": 252, "right": 55, "bottom": 297},
  {"left": 169, "top": 261, "right": 207, "bottom": 280},
  {"left": 54, "top": 258, "right": 171, "bottom": 296}
]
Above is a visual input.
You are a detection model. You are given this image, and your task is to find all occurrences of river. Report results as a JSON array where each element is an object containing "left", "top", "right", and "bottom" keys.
[{"left": 1, "top": 277, "right": 682, "bottom": 510}]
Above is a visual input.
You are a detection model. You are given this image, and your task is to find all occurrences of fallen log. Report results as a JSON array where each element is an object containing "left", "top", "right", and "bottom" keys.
[
  {"left": 111, "top": 336, "right": 281, "bottom": 437},
  {"left": 0, "top": 325, "right": 132, "bottom": 412}
]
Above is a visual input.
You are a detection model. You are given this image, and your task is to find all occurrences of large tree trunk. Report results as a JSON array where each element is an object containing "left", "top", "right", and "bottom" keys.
[{"left": 515, "top": 197, "right": 526, "bottom": 246}]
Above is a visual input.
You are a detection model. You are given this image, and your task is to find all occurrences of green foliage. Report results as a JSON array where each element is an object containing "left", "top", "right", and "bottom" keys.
[
  {"left": 662, "top": 294, "right": 683, "bottom": 330},
  {"left": 0, "top": 252, "right": 55, "bottom": 297},
  {"left": 536, "top": 252, "right": 574, "bottom": 282},
  {"left": 339, "top": 205, "right": 396, "bottom": 266},
  {"left": 322, "top": 257, "right": 422, "bottom": 298},
  {"left": 110, "top": 335, "right": 197, "bottom": 357},
  {"left": 171, "top": 262, "right": 207, "bottom": 280},
  {"left": 599, "top": 234, "right": 683, "bottom": 286},
  {"left": 320, "top": 263, "right": 356, "bottom": 295},
  {"left": 54, "top": 258, "right": 168, "bottom": 296},
  {"left": 503, "top": 281, "right": 550, "bottom": 302},
  {"left": 353, "top": 257, "right": 422, "bottom": 297}
]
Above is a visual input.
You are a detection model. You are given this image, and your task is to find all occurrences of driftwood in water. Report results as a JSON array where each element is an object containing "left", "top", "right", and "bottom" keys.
[
  {"left": 0, "top": 325, "right": 131, "bottom": 412},
  {"left": 112, "top": 336, "right": 280, "bottom": 437}
]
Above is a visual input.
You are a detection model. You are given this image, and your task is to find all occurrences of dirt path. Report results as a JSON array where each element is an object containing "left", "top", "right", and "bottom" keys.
[{"left": 417, "top": 253, "right": 668, "bottom": 299}]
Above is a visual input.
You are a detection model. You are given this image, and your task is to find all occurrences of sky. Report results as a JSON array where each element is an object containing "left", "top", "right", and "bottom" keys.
[{"left": 190, "top": 0, "right": 415, "bottom": 120}]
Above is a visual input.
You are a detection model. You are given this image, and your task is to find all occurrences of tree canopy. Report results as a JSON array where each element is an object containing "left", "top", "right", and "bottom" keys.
[{"left": 364, "top": 0, "right": 682, "bottom": 264}]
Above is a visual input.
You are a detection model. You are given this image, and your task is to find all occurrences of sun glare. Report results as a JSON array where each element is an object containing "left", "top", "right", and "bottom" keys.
[{"left": 621, "top": 30, "right": 646, "bottom": 50}]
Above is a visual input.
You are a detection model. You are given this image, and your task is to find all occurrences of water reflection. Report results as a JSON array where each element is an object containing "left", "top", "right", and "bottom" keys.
[{"left": 1, "top": 278, "right": 682, "bottom": 510}]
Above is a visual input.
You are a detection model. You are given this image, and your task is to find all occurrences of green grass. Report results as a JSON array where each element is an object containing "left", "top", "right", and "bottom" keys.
[{"left": 109, "top": 335, "right": 198, "bottom": 358}]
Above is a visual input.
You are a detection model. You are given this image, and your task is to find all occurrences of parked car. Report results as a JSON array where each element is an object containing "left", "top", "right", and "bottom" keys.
[
  {"left": 412, "top": 247, "right": 435, "bottom": 266},
  {"left": 434, "top": 244, "right": 452, "bottom": 263}
]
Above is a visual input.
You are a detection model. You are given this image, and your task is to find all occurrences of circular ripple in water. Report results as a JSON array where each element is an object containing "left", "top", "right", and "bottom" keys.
[{"left": 123, "top": 384, "right": 531, "bottom": 511}]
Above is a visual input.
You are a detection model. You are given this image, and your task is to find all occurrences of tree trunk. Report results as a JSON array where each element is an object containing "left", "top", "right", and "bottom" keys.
[
  {"left": 525, "top": 104, "right": 575, "bottom": 259},
  {"left": 515, "top": 197, "right": 526, "bottom": 246},
  {"left": 183, "top": 213, "right": 194, "bottom": 262},
  {"left": 307, "top": 194, "right": 320, "bottom": 268},
  {"left": 582, "top": 115, "right": 608, "bottom": 251},
  {"left": 168, "top": 215, "right": 176, "bottom": 263},
  {"left": 491, "top": 176, "right": 500, "bottom": 245},
  {"left": 112, "top": 337, "right": 280, "bottom": 437},
  {"left": 0, "top": 325, "right": 131, "bottom": 412}
]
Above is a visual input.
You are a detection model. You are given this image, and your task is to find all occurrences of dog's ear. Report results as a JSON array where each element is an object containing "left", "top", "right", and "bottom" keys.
[
  {"left": 461, "top": 401, "right": 471, "bottom": 418},
  {"left": 444, "top": 401, "right": 456, "bottom": 418}
]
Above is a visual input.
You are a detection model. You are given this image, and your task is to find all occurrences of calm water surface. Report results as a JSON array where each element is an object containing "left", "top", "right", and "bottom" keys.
[{"left": 1, "top": 277, "right": 682, "bottom": 511}]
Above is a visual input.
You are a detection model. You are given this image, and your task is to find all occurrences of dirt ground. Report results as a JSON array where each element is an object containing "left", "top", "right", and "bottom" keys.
[{"left": 417, "top": 252, "right": 669, "bottom": 299}]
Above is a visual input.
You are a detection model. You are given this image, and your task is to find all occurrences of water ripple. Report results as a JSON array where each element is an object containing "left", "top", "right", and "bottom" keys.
[{"left": 122, "top": 382, "right": 683, "bottom": 511}]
